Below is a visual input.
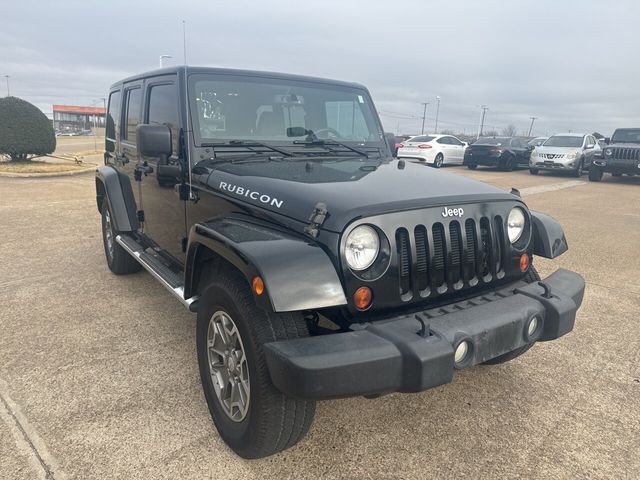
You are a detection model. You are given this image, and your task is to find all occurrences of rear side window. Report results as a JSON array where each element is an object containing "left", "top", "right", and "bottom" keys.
[
  {"left": 123, "top": 87, "right": 142, "bottom": 142},
  {"left": 437, "top": 137, "right": 450, "bottom": 145},
  {"left": 106, "top": 90, "right": 121, "bottom": 152},
  {"left": 147, "top": 82, "right": 179, "bottom": 153}
]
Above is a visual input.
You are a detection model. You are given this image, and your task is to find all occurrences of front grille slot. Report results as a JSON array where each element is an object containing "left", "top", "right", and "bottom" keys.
[
  {"left": 395, "top": 215, "right": 506, "bottom": 302},
  {"left": 612, "top": 148, "right": 640, "bottom": 160}
]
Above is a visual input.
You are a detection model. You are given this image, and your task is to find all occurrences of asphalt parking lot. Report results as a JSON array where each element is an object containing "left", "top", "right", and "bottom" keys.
[{"left": 1, "top": 166, "right": 639, "bottom": 479}]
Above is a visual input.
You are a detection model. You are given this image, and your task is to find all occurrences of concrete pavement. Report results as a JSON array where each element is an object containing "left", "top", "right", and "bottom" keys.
[{"left": 0, "top": 167, "right": 638, "bottom": 479}]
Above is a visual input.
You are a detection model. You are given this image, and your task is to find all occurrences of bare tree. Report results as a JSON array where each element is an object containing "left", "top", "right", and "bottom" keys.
[{"left": 501, "top": 124, "right": 518, "bottom": 136}]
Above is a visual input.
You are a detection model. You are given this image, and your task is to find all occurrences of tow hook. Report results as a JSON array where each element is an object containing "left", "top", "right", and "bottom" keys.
[
  {"left": 538, "top": 281, "right": 552, "bottom": 298},
  {"left": 415, "top": 315, "right": 430, "bottom": 338}
]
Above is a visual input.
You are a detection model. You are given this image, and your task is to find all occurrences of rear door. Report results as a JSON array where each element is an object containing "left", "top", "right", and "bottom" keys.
[
  {"left": 120, "top": 82, "right": 144, "bottom": 206},
  {"left": 448, "top": 136, "right": 465, "bottom": 163}
]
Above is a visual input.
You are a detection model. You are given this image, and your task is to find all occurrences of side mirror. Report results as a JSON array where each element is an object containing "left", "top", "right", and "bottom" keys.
[
  {"left": 585, "top": 144, "right": 594, "bottom": 150},
  {"left": 137, "top": 124, "right": 172, "bottom": 158},
  {"left": 527, "top": 144, "right": 534, "bottom": 151},
  {"left": 384, "top": 132, "right": 397, "bottom": 157},
  {"left": 604, "top": 137, "right": 610, "bottom": 144}
]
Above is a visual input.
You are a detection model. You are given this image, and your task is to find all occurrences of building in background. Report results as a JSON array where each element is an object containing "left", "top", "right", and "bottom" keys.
[{"left": 52, "top": 105, "right": 105, "bottom": 134}]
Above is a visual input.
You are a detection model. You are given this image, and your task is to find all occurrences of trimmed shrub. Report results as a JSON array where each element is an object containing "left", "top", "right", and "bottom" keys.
[{"left": 0, "top": 96, "right": 56, "bottom": 161}]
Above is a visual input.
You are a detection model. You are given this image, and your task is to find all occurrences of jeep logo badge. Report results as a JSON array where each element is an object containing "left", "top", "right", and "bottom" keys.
[{"left": 441, "top": 206, "right": 464, "bottom": 218}]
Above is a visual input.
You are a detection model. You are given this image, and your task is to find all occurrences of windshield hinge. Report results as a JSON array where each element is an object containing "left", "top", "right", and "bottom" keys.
[{"left": 304, "top": 202, "right": 329, "bottom": 238}]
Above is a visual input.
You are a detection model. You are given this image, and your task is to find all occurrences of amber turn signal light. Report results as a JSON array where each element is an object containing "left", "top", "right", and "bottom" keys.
[
  {"left": 252, "top": 276, "right": 265, "bottom": 295},
  {"left": 353, "top": 286, "right": 372, "bottom": 310},
  {"left": 519, "top": 253, "right": 530, "bottom": 272}
]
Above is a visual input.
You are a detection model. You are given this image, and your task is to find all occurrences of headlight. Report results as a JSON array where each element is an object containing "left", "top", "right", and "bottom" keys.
[
  {"left": 507, "top": 208, "right": 526, "bottom": 243},
  {"left": 605, "top": 148, "right": 613, "bottom": 157},
  {"left": 531, "top": 148, "right": 538, "bottom": 157},
  {"left": 345, "top": 225, "right": 379, "bottom": 271},
  {"left": 566, "top": 150, "right": 578, "bottom": 160}
]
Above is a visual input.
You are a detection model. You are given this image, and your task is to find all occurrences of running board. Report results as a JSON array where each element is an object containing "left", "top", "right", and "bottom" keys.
[{"left": 116, "top": 234, "right": 199, "bottom": 312}]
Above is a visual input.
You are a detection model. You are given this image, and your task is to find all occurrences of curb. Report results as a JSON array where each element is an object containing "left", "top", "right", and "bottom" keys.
[{"left": 0, "top": 165, "right": 97, "bottom": 178}]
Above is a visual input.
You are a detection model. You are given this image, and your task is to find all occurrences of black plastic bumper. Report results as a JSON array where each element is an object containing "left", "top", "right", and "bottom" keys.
[
  {"left": 264, "top": 268, "right": 585, "bottom": 400},
  {"left": 593, "top": 159, "right": 640, "bottom": 174}
]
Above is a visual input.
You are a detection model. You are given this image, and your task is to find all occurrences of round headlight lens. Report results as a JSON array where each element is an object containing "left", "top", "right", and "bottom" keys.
[
  {"left": 345, "top": 225, "right": 379, "bottom": 271},
  {"left": 507, "top": 207, "right": 526, "bottom": 243}
]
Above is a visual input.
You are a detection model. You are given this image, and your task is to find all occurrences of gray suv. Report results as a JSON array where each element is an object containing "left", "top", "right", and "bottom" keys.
[{"left": 529, "top": 133, "right": 600, "bottom": 176}]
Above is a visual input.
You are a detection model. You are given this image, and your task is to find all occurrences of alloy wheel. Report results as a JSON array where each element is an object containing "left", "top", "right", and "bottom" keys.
[{"left": 207, "top": 310, "right": 251, "bottom": 422}]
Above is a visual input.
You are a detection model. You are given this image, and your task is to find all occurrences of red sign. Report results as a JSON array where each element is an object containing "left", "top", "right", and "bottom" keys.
[{"left": 52, "top": 104, "right": 106, "bottom": 115}]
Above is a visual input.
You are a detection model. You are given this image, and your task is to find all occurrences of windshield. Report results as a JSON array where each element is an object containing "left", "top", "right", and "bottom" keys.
[
  {"left": 475, "top": 138, "right": 509, "bottom": 146},
  {"left": 611, "top": 129, "right": 640, "bottom": 143},
  {"left": 407, "top": 135, "right": 435, "bottom": 143},
  {"left": 543, "top": 136, "right": 584, "bottom": 148},
  {"left": 529, "top": 137, "right": 547, "bottom": 146},
  {"left": 188, "top": 74, "right": 383, "bottom": 146}
]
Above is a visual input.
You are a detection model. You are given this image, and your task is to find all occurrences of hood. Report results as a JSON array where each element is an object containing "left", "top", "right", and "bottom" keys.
[
  {"left": 199, "top": 157, "right": 516, "bottom": 232},
  {"left": 608, "top": 141, "right": 640, "bottom": 148}
]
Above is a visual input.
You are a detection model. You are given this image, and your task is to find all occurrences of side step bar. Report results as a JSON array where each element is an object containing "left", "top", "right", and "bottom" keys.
[{"left": 116, "top": 234, "right": 199, "bottom": 312}]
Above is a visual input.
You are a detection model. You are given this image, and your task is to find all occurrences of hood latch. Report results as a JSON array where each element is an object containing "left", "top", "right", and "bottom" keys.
[{"left": 304, "top": 202, "right": 329, "bottom": 238}]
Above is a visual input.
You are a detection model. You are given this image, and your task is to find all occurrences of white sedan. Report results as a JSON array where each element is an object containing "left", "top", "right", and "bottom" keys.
[{"left": 397, "top": 134, "right": 468, "bottom": 167}]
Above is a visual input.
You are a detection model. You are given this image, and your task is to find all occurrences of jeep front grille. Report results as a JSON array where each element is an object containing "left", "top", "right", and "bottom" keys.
[
  {"left": 395, "top": 216, "right": 506, "bottom": 301},
  {"left": 610, "top": 148, "right": 640, "bottom": 160}
]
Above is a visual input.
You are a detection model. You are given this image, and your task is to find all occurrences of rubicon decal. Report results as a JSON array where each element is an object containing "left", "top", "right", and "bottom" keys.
[
  {"left": 441, "top": 206, "right": 464, "bottom": 218},
  {"left": 219, "top": 182, "right": 284, "bottom": 209}
]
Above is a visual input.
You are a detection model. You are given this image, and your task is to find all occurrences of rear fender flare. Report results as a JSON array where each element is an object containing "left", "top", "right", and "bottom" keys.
[
  {"left": 530, "top": 211, "right": 568, "bottom": 258},
  {"left": 95, "top": 166, "right": 139, "bottom": 232},
  {"left": 184, "top": 218, "right": 347, "bottom": 312}
]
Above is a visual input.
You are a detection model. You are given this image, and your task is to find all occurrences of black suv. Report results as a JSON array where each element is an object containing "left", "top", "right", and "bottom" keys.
[
  {"left": 96, "top": 67, "right": 585, "bottom": 458},
  {"left": 590, "top": 128, "right": 640, "bottom": 181}
]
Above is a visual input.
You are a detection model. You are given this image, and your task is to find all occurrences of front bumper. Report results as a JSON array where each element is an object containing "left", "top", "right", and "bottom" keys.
[
  {"left": 531, "top": 159, "right": 576, "bottom": 171},
  {"left": 264, "top": 268, "right": 585, "bottom": 399},
  {"left": 593, "top": 158, "right": 640, "bottom": 174}
]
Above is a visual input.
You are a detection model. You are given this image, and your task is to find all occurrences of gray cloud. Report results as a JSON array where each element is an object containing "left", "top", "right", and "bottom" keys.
[{"left": 2, "top": 0, "right": 639, "bottom": 136}]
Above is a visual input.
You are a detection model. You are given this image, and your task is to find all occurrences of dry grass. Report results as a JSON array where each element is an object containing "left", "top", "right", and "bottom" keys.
[{"left": 0, "top": 161, "right": 96, "bottom": 174}]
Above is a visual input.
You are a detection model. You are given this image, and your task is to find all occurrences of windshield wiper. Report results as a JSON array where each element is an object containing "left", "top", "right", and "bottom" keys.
[
  {"left": 293, "top": 138, "right": 369, "bottom": 158},
  {"left": 201, "top": 140, "right": 294, "bottom": 157}
]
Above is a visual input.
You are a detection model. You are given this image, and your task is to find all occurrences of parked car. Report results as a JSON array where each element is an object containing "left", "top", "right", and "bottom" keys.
[
  {"left": 529, "top": 133, "right": 600, "bottom": 177},
  {"left": 589, "top": 128, "right": 640, "bottom": 181},
  {"left": 397, "top": 134, "right": 468, "bottom": 167},
  {"left": 96, "top": 66, "right": 584, "bottom": 458},
  {"left": 392, "top": 135, "right": 412, "bottom": 157},
  {"left": 528, "top": 136, "right": 548, "bottom": 147},
  {"left": 463, "top": 136, "right": 532, "bottom": 171}
]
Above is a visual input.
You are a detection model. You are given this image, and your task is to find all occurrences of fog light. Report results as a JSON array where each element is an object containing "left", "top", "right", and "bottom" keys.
[
  {"left": 353, "top": 286, "right": 372, "bottom": 310},
  {"left": 527, "top": 316, "right": 540, "bottom": 337},
  {"left": 454, "top": 340, "right": 471, "bottom": 364}
]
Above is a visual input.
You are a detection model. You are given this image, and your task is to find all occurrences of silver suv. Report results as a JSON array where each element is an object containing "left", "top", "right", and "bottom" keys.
[{"left": 529, "top": 133, "right": 600, "bottom": 177}]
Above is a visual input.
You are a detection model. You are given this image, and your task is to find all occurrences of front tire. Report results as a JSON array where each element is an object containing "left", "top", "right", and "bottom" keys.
[
  {"left": 197, "top": 269, "right": 316, "bottom": 459},
  {"left": 571, "top": 158, "right": 584, "bottom": 177},
  {"left": 467, "top": 164, "right": 478, "bottom": 170},
  {"left": 101, "top": 200, "right": 141, "bottom": 275},
  {"left": 483, "top": 267, "right": 541, "bottom": 365},
  {"left": 433, "top": 153, "right": 444, "bottom": 168},
  {"left": 589, "top": 166, "right": 603, "bottom": 182}
]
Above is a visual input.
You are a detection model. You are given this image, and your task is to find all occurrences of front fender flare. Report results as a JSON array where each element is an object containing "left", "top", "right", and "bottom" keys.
[
  {"left": 185, "top": 217, "right": 347, "bottom": 312},
  {"left": 530, "top": 211, "right": 568, "bottom": 259}
]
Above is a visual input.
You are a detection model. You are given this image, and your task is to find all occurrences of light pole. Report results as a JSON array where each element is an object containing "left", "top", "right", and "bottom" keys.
[
  {"left": 420, "top": 102, "right": 429, "bottom": 134},
  {"left": 477, "top": 105, "right": 488, "bottom": 139},
  {"left": 527, "top": 116, "right": 538, "bottom": 137},
  {"left": 2, "top": 75, "right": 9, "bottom": 96},
  {"left": 159, "top": 55, "right": 172, "bottom": 67},
  {"left": 434, "top": 96, "right": 441, "bottom": 133}
]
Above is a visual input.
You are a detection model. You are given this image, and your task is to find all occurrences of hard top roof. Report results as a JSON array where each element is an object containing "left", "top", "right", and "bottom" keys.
[{"left": 111, "top": 66, "right": 367, "bottom": 91}]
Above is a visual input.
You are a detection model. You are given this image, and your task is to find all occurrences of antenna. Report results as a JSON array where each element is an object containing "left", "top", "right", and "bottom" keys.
[{"left": 182, "top": 20, "right": 187, "bottom": 65}]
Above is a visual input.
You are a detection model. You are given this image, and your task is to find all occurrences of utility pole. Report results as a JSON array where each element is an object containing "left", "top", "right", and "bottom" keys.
[
  {"left": 477, "top": 105, "right": 488, "bottom": 139},
  {"left": 183, "top": 20, "right": 188, "bottom": 64},
  {"left": 527, "top": 117, "right": 538, "bottom": 137},
  {"left": 420, "top": 102, "right": 429, "bottom": 134},
  {"left": 434, "top": 96, "right": 441, "bottom": 133},
  {"left": 3, "top": 75, "right": 9, "bottom": 96}
]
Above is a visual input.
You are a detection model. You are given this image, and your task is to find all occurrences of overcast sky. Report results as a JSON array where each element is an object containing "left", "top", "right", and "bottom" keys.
[{"left": 2, "top": 0, "right": 639, "bottom": 136}]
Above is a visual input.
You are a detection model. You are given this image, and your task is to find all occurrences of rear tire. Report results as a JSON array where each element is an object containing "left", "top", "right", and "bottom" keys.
[
  {"left": 101, "top": 200, "right": 141, "bottom": 275},
  {"left": 589, "top": 166, "right": 603, "bottom": 182},
  {"left": 483, "top": 267, "right": 541, "bottom": 365},
  {"left": 529, "top": 168, "right": 539, "bottom": 175},
  {"left": 196, "top": 268, "right": 316, "bottom": 459},
  {"left": 467, "top": 164, "right": 478, "bottom": 170},
  {"left": 571, "top": 158, "right": 584, "bottom": 177},
  {"left": 502, "top": 154, "right": 515, "bottom": 171},
  {"left": 434, "top": 153, "right": 444, "bottom": 168}
]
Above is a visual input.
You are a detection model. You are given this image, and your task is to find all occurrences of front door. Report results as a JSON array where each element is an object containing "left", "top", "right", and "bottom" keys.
[{"left": 138, "top": 76, "right": 187, "bottom": 262}]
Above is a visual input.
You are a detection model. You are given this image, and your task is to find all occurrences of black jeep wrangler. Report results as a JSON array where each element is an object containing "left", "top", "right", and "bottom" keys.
[
  {"left": 590, "top": 128, "right": 640, "bottom": 181},
  {"left": 96, "top": 67, "right": 585, "bottom": 458}
]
